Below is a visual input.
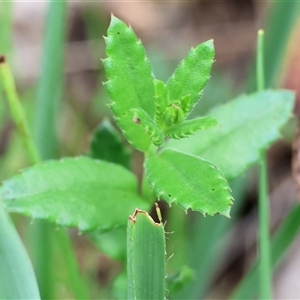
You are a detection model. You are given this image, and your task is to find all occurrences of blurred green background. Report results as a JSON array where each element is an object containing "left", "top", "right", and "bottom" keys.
[{"left": 1, "top": 1, "right": 300, "bottom": 299}]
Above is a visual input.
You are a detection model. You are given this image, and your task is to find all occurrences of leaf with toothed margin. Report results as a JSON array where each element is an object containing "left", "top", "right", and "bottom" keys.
[
  {"left": 166, "top": 40, "right": 215, "bottom": 116},
  {"left": 131, "top": 108, "right": 164, "bottom": 146},
  {"left": 165, "top": 116, "right": 218, "bottom": 139},
  {"left": 164, "top": 90, "right": 295, "bottom": 179},
  {"left": 0, "top": 156, "right": 150, "bottom": 232},
  {"left": 144, "top": 149, "right": 233, "bottom": 217},
  {"left": 180, "top": 94, "right": 192, "bottom": 115},
  {"left": 102, "top": 16, "right": 156, "bottom": 152},
  {"left": 154, "top": 79, "right": 169, "bottom": 129}
]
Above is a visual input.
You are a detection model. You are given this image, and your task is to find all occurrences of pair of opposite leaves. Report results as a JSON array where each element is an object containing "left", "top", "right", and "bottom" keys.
[
  {"left": 101, "top": 16, "right": 233, "bottom": 218},
  {"left": 102, "top": 16, "right": 218, "bottom": 152}
]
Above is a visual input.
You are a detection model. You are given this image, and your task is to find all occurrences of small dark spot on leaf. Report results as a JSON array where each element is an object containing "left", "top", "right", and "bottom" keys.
[
  {"left": 0, "top": 55, "right": 5, "bottom": 63},
  {"left": 133, "top": 117, "right": 141, "bottom": 124},
  {"left": 168, "top": 194, "right": 171, "bottom": 197},
  {"left": 212, "top": 188, "right": 215, "bottom": 191},
  {"left": 117, "top": 32, "right": 120, "bottom": 34}
]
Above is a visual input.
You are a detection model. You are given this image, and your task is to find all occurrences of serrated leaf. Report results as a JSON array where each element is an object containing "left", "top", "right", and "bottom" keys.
[
  {"left": 166, "top": 40, "right": 214, "bottom": 115},
  {"left": 103, "top": 16, "right": 155, "bottom": 151},
  {"left": 145, "top": 149, "right": 233, "bottom": 216},
  {"left": 89, "top": 119, "right": 131, "bottom": 169},
  {"left": 0, "top": 156, "right": 149, "bottom": 232},
  {"left": 165, "top": 90, "right": 295, "bottom": 179},
  {"left": 165, "top": 116, "right": 218, "bottom": 139},
  {"left": 154, "top": 79, "right": 169, "bottom": 129},
  {"left": 164, "top": 103, "right": 185, "bottom": 126},
  {"left": 131, "top": 108, "right": 164, "bottom": 146},
  {"left": 180, "top": 94, "right": 192, "bottom": 115}
]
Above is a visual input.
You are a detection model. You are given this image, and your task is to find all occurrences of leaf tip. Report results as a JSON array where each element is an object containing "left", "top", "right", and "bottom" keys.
[{"left": 220, "top": 206, "right": 231, "bottom": 218}]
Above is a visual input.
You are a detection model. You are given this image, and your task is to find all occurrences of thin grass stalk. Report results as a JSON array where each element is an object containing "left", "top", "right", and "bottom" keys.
[
  {"left": 0, "top": 57, "right": 40, "bottom": 164},
  {"left": 30, "top": 1, "right": 88, "bottom": 298},
  {"left": 247, "top": 2, "right": 300, "bottom": 92},
  {"left": 256, "top": 29, "right": 272, "bottom": 299},
  {"left": 0, "top": 0, "right": 13, "bottom": 126},
  {"left": 0, "top": 0, "right": 13, "bottom": 57},
  {"left": 29, "top": 3, "right": 67, "bottom": 296},
  {"left": 229, "top": 204, "right": 300, "bottom": 299}
]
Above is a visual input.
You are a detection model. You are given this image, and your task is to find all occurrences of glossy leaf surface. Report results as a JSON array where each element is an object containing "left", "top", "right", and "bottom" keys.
[
  {"left": 103, "top": 16, "right": 155, "bottom": 151},
  {"left": 0, "top": 157, "right": 149, "bottom": 232},
  {"left": 166, "top": 40, "right": 214, "bottom": 115},
  {"left": 145, "top": 149, "right": 233, "bottom": 216},
  {"left": 166, "top": 90, "right": 294, "bottom": 179}
]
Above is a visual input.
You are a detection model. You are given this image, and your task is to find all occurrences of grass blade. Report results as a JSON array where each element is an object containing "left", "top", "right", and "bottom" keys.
[
  {"left": 256, "top": 29, "right": 272, "bottom": 299},
  {"left": 0, "top": 0, "right": 13, "bottom": 57},
  {"left": 127, "top": 207, "right": 166, "bottom": 299},
  {"left": 28, "top": 2, "right": 67, "bottom": 297},
  {"left": 247, "top": 2, "right": 300, "bottom": 91},
  {"left": 0, "top": 203, "right": 40, "bottom": 299},
  {"left": 34, "top": 0, "right": 66, "bottom": 160},
  {"left": 0, "top": 57, "right": 40, "bottom": 164},
  {"left": 0, "top": 0, "right": 13, "bottom": 129},
  {"left": 30, "top": 2, "right": 89, "bottom": 299},
  {"left": 229, "top": 204, "right": 300, "bottom": 299}
]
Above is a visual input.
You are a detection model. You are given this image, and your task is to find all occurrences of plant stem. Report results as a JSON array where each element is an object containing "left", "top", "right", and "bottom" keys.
[
  {"left": 0, "top": 0, "right": 13, "bottom": 57},
  {"left": 31, "top": 1, "right": 67, "bottom": 297},
  {"left": 32, "top": 2, "right": 89, "bottom": 299},
  {"left": 142, "top": 144, "right": 158, "bottom": 203},
  {"left": 229, "top": 204, "right": 300, "bottom": 299},
  {"left": 0, "top": 56, "right": 41, "bottom": 165},
  {"left": 34, "top": 0, "right": 66, "bottom": 160},
  {"left": 256, "top": 29, "right": 272, "bottom": 299},
  {"left": 247, "top": 2, "right": 300, "bottom": 92},
  {"left": 256, "top": 30, "right": 265, "bottom": 93}
]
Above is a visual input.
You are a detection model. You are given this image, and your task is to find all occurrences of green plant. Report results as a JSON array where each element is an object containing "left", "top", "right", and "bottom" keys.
[{"left": 0, "top": 14, "right": 296, "bottom": 299}]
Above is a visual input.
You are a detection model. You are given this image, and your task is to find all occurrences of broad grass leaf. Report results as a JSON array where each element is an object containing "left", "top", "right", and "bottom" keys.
[
  {"left": 103, "top": 16, "right": 155, "bottom": 151},
  {"left": 0, "top": 156, "right": 149, "bottom": 232},
  {"left": 145, "top": 149, "right": 233, "bottom": 216},
  {"left": 127, "top": 209, "right": 166, "bottom": 300},
  {"left": 166, "top": 40, "right": 214, "bottom": 115},
  {"left": 0, "top": 204, "right": 40, "bottom": 299},
  {"left": 165, "top": 90, "right": 295, "bottom": 179}
]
